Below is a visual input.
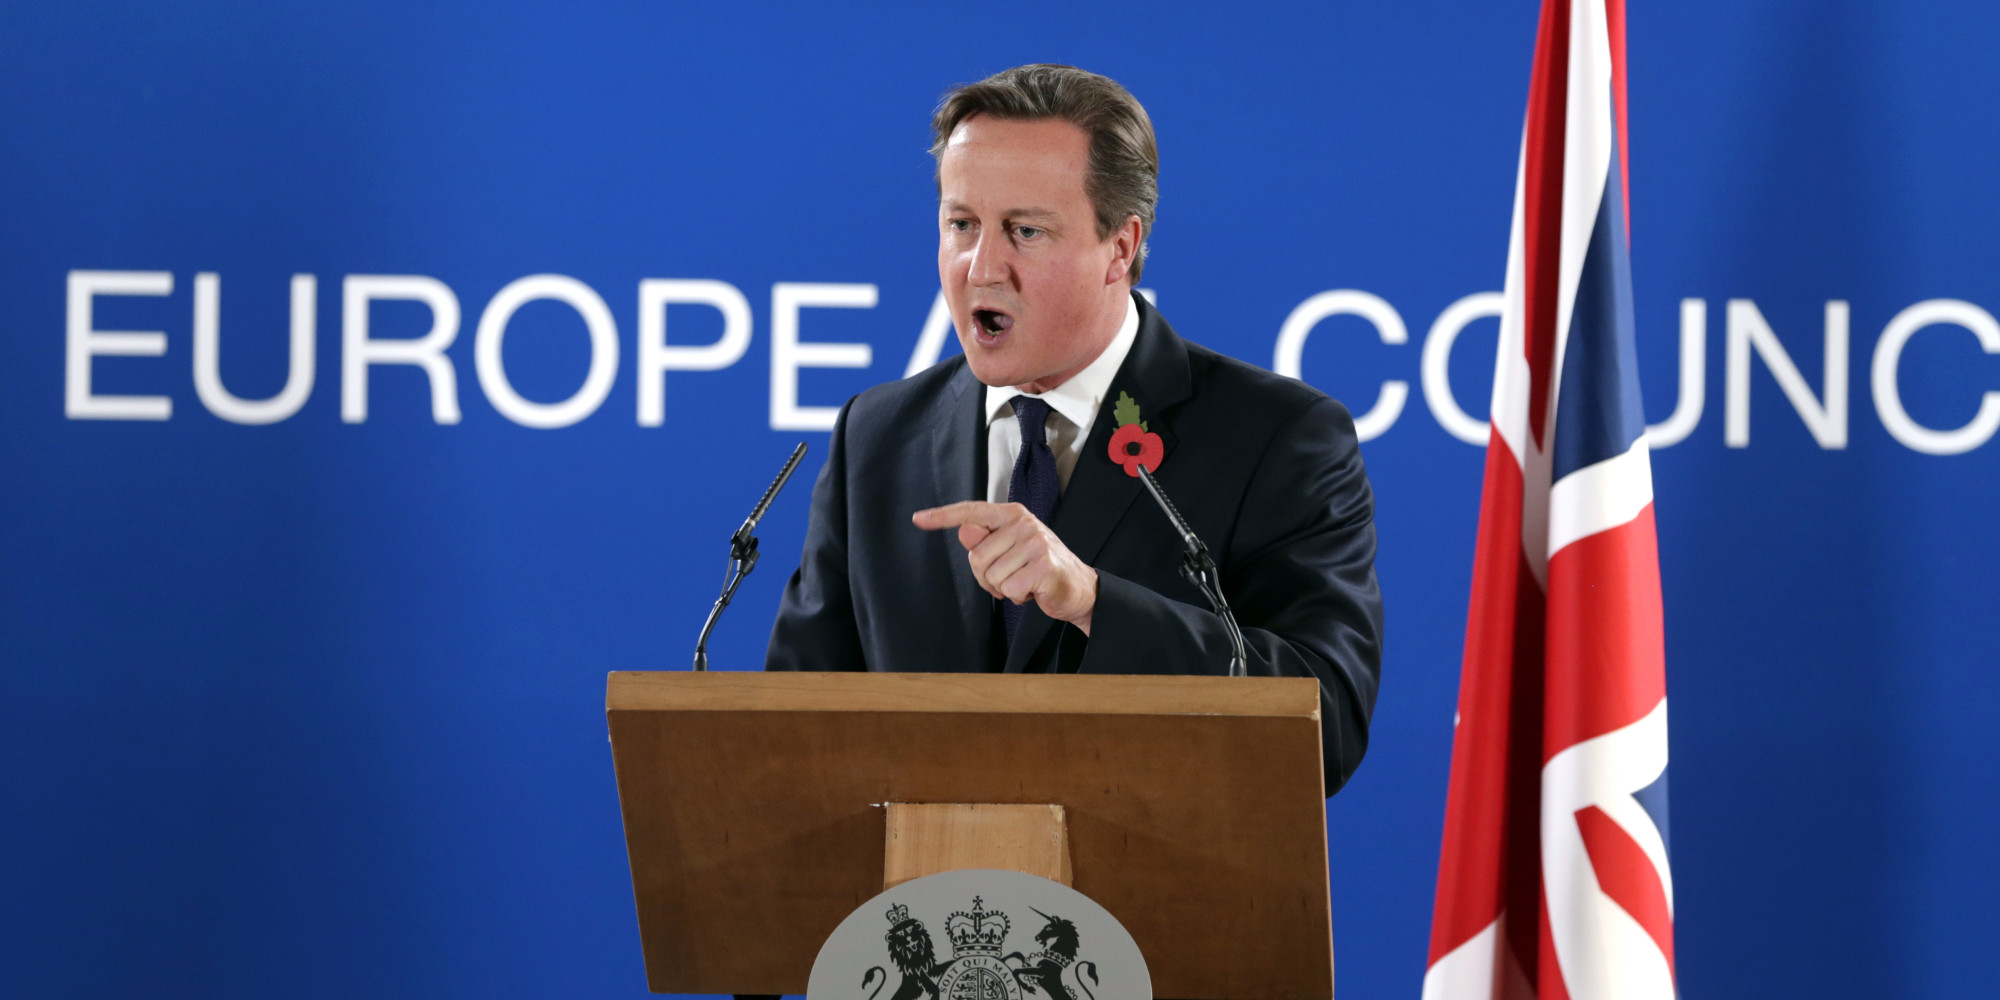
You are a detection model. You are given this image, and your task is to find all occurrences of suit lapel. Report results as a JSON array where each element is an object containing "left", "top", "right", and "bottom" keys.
[
  {"left": 1003, "top": 295, "right": 1196, "bottom": 673},
  {"left": 930, "top": 361, "right": 995, "bottom": 668}
]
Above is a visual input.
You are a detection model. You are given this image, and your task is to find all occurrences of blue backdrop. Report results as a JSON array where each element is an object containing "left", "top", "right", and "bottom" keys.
[{"left": 5, "top": 2, "right": 1996, "bottom": 997}]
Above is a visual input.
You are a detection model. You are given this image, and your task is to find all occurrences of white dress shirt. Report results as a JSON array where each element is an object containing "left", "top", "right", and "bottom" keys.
[{"left": 984, "top": 295, "right": 1142, "bottom": 505}]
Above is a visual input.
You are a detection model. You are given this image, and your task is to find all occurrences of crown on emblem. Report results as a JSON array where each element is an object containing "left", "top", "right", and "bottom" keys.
[
  {"left": 945, "top": 896, "right": 1010, "bottom": 957},
  {"left": 885, "top": 902, "right": 912, "bottom": 926}
]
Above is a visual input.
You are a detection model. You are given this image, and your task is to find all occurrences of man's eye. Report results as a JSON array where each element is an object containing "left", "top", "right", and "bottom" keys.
[
  {"left": 948, "top": 219, "right": 972, "bottom": 232},
  {"left": 1015, "top": 226, "right": 1042, "bottom": 240}
]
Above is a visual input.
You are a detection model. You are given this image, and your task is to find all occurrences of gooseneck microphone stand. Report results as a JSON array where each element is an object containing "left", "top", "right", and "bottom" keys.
[
  {"left": 1135, "top": 464, "right": 1248, "bottom": 678},
  {"left": 692, "top": 442, "right": 808, "bottom": 671}
]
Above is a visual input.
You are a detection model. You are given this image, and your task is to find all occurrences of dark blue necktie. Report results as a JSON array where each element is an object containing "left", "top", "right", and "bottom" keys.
[{"left": 1003, "top": 395, "right": 1059, "bottom": 645}]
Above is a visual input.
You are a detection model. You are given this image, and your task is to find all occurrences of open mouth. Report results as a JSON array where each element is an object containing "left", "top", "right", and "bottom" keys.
[{"left": 973, "top": 308, "right": 1014, "bottom": 339}]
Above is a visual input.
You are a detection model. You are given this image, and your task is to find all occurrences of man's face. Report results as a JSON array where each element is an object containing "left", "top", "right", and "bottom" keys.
[{"left": 938, "top": 115, "right": 1133, "bottom": 392}]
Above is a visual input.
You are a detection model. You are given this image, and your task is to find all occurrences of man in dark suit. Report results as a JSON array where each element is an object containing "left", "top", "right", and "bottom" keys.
[{"left": 766, "top": 64, "right": 1383, "bottom": 797}]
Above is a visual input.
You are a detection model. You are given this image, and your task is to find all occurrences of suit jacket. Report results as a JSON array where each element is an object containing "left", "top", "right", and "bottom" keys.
[{"left": 766, "top": 293, "right": 1384, "bottom": 795}]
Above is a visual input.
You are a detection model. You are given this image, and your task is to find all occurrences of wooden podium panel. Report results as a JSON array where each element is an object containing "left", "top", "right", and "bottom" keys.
[
  {"left": 882, "top": 802, "right": 1073, "bottom": 888},
  {"left": 607, "top": 671, "right": 1333, "bottom": 998}
]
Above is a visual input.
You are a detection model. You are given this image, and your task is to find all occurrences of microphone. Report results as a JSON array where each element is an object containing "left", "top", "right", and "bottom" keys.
[
  {"left": 692, "top": 442, "right": 808, "bottom": 671},
  {"left": 1134, "top": 464, "right": 1248, "bottom": 678}
]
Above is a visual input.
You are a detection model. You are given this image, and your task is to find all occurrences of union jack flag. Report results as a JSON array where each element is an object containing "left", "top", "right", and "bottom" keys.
[{"left": 1423, "top": 1, "right": 1674, "bottom": 999}]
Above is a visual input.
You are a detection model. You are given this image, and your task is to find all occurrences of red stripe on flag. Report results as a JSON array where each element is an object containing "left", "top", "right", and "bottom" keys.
[
  {"left": 1520, "top": 0, "right": 1571, "bottom": 451},
  {"left": 1606, "top": 0, "right": 1631, "bottom": 239},
  {"left": 1542, "top": 505, "right": 1666, "bottom": 761},
  {"left": 1428, "top": 432, "right": 1546, "bottom": 978},
  {"left": 1574, "top": 805, "right": 1676, "bottom": 974},
  {"left": 1537, "top": 889, "right": 1572, "bottom": 1000}
]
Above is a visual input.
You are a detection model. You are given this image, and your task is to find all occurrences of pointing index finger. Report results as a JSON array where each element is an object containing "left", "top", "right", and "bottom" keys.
[{"left": 912, "top": 501, "right": 1013, "bottom": 531}]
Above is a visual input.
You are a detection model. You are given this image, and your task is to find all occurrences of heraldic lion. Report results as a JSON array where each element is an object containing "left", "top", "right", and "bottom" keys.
[{"left": 864, "top": 904, "right": 945, "bottom": 1000}]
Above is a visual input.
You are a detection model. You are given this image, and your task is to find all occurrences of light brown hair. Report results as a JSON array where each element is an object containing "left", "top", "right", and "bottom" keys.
[{"left": 930, "top": 64, "right": 1159, "bottom": 282}]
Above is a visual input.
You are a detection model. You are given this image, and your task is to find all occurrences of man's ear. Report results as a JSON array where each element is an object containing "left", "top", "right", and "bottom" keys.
[{"left": 1104, "top": 215, "right": 1144, "bottom": 285}]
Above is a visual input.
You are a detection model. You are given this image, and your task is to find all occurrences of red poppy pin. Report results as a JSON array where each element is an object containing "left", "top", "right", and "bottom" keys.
[{"left": 1107, "top": 390, "right": 1165, "bottom": 477}]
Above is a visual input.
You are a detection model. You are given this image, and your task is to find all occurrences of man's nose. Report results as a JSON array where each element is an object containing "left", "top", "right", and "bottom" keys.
[{"left": 967, "top": 229, "right": 1009, "bottom": 286}]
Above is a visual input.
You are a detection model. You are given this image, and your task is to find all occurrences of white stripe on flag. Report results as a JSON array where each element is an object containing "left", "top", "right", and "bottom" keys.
[
  {"left": 1491, "top": 141, "right": 1534, "bottom": 472},
  {"left": 1545, "top": 0, "right": 1619, "bottom": 436},
  {"left": 1546, "top": 436, "right": 1654, "bottom": 559},
  {"left": 1541, "top": 700, "right": 1675, "bottom": 1000}
]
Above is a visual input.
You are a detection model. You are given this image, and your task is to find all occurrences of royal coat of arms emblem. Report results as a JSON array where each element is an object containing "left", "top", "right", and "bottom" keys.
[
  {"left": 867, "top": 896, "right": 1093, "bottom": 1000},
  {"left": 809, "top": 870, "right": 1148, "bottom": 1000}
]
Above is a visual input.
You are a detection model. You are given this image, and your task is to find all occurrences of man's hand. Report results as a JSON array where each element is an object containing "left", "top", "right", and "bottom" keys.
[{"left": 911, "top": 501, "right": 1098, "bottom": 635}]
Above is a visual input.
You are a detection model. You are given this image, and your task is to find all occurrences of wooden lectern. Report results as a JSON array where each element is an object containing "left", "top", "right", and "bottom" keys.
[{"left": 606, "top": 670, "right": 1334, "bottom": 998}]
